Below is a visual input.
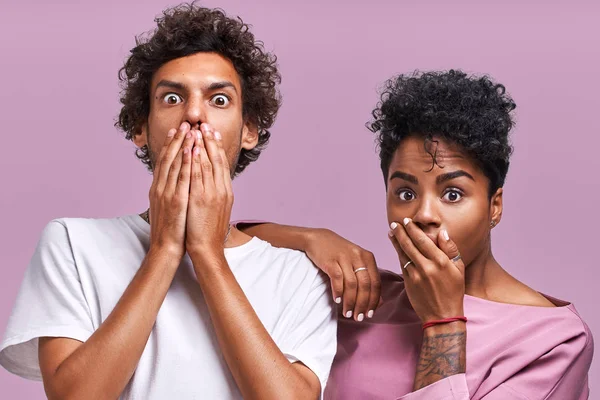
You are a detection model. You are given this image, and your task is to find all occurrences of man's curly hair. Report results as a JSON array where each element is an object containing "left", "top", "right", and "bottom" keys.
[
  {"left": 369, "top": 70, "right": 516, "bottom": 196},
  {"left": 115, "top": 2, "right": 281, "bottom": 175}
]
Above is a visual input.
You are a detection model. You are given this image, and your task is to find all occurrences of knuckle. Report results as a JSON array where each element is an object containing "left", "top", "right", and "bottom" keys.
[
  {"left": 435, "top": 255, "right": 448, "bottom": 266},
  {"left": 358, "top": 277, "right": 371, "bottom": 290},
  {"left": 364, "top": 251, "right": 376, "bottom": 263},
  {"left": 350, "top": 247, "right": 362, "bottom": 258},
  {"left": 346, "top": 278, "right": 357, "bottom": 291},
  {"left": 330, "top": 268, "right": 343, "bottom": 281},
  {"left": 372, "top": 279, "right": 382, "bottom": 292}
]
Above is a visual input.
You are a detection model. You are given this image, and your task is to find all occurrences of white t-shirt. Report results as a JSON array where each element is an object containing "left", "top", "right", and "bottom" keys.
[{"left": 0, "top": 215, "right": 337, "bottom": 399}]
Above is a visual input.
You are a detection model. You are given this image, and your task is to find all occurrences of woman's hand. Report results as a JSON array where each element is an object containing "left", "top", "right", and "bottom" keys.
[
  {"left": 305, "top": 229, "right": 382, "bottom": 322},
  {"left": 388, "top": 218, "right": 465, "bottom": 323}
]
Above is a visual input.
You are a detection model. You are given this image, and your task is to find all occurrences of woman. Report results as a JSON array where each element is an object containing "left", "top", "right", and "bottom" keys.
[{"left": 238, "top": 70, "right": 593, "bottom": 399}]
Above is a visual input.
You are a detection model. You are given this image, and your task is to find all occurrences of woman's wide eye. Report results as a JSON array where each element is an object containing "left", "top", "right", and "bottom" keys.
[
  {"left": 397, "top": 190, "right": 415, "bottom": 201},
  {"left": 163, "top": 93, "right": 182, "bottom": 105},
  {"left": 211, "top": 94, "right": 230, "bottom": 107},
  {"left": 443, "top": 190, "right": 463, "bottom": 202}
]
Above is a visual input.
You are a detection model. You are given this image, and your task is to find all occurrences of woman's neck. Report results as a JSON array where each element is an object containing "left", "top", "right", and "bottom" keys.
[{"left": 463, "top": 246, "right": 508, "bottom": 299}]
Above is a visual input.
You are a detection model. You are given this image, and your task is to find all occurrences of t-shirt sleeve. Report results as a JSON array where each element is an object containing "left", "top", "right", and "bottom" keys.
[
  {"left": 279, "top": 257, "right": 338, "bottom": 399},
  {"left": 0, "top": 220, "right": 95, "bottom": 380}
]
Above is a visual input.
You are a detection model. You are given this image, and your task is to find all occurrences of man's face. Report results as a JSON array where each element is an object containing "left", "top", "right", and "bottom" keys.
[
  {"left": 386, "top": 136, "right": 502, "bottom": 267},
  {"left": 134, "top": 52, "right": 258, "bottom": 173}
]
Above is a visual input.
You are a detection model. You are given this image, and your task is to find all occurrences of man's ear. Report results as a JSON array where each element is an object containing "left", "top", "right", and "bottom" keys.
[
  {"left": 241, "top": 120, "right": 259, "bottom": 151},
  {"left": 490, "top": 187, "right": 503, "bottom": 228},
  {"left": 132, "top": 123, "right": 148, "bottom": 148}
]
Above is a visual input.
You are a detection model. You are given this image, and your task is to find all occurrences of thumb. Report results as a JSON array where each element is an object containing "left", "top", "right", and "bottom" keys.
[{"left": 438, "top": 229, "right": 465, "bottom": 274}]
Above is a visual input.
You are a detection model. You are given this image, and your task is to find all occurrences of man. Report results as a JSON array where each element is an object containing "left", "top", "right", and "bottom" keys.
[{"left": 0, "top": 4, "right": 336, "bottom": 399}]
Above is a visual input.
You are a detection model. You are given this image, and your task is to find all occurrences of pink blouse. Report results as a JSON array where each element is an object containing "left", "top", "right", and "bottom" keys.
[{"left": 324, "top": 270, "right": 593, "bottom": 400}]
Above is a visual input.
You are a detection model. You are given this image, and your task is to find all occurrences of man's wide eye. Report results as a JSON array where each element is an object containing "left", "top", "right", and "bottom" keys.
[
  {"left": 163, "top": 93, "right": 182, "bottom": 105},
  {"left": 211, "top": 94, "right": 230, "bottom": 107}
]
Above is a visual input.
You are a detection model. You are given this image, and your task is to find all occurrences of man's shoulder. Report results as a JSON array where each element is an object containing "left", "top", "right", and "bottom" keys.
[{"left": 39, "top": 214, "right": 143, "bottom": 247}]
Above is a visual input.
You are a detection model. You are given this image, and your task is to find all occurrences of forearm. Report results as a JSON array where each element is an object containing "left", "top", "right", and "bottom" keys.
[
  {"left": 44, "top": 248, "right": 179, "bottom": 400},
  {"left": 413, "top": 322, "right": 466, "bottom": 391},
  {"left": 191, "top": 252, "right": 318, "bottom": 400},
  {"left": 238, "top": 222, "right": 317, "bottom": 252}
]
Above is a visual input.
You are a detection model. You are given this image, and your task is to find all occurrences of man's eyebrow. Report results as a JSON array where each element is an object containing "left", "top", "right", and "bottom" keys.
[
  {"left": 436, "top": 170, "right": 475, "bottom": 184},
  {"left": 205, "top": 81, "right": 237, "bottom": 93},
  {"left": 389, "top": 171, "right": 418, "bottom": 185},
  {"left": 155, "top": 80, "right": 187, "bottom": 91}
]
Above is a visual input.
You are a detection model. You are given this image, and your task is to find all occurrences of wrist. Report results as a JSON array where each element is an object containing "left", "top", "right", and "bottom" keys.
[
  {"left": 145, "top": 245, "right": 183, "bottom": 270},
  {"left": 423, "top": 320, "right": 466, "bottom": 336},
  {"left": 305, "top": 228, "right": 328, "bottom": 255},
  {"left": 188, "top": 246, "right": 225, "bottom": 264}
]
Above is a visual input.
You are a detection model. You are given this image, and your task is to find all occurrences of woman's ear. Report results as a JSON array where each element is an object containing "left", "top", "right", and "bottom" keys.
[{"left": 490, "top": 187, "right": 503, "bottom": 228}]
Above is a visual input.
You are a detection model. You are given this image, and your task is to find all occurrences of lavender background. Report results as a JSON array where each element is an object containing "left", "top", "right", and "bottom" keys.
[{"left": 1, "top": 0, "right": 598, "bottom": 396}]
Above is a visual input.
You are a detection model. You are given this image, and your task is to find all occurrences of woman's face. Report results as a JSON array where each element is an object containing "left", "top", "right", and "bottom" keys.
[{"left": 386, "top": 135, "right": 503, "bottom": 267}]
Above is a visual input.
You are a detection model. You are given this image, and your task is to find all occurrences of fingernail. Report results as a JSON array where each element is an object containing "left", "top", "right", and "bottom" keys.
[
  {"left": 335, "top": 297, "right": 342, "bottom": 304},
  {"left": 357, "top": 313, "right": 364, "bottom": 322},
  {"left": 442, "top": 229, "right": 449, "bottom": 241},
  {"left": 186, "top": 131, "right": 192, "bottom": 139},
  {"left": 388, "top": 230, "right": 394, "bottom": 237},
  {"left": 214, "top": 131, "right": 222, "bottom": 141},
  {"left": 196, "top": 131, "right": 201, "bottom": 141},
  {"left": 168, "top": 128, "right": 176, "bottom": 137},
  {"left": 345, "top": 311, "right": 353, "bottom": 318},
  {"left": 390, "top": 222, "right": 398, "bottom": 230},
  {"left": 367, "top": 310, "right": 374, "bottom": 318},
  {"left": 204, "top": 129, "right": 212, "bottom": 138},
  {"left": 403, "top": 218, "right": 411, "bottom": 226},
  {"left": 180, "top": 122, "right": 189, "bottom": 131}
]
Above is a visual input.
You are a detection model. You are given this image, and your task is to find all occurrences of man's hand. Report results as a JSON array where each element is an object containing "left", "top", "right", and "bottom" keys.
[
  {"left": 185, "top": 123, "right": 233, "bottom": 258},
  {"left": 148, "top": 121, "right": 196, "bottom": 261}
]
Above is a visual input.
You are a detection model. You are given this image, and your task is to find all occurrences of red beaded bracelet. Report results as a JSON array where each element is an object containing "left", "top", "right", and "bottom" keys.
[{"left": 422, "top": 316, "right": 467, "bottom": 330}]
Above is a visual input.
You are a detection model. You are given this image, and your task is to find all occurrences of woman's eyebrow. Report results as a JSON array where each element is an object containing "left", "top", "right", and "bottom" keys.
[{"left": 436, "top": 170, "right": 475, "bottom": 184}]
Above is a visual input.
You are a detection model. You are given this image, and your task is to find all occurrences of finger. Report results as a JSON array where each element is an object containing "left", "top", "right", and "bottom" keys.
[
  {"left": 166, "top": 129, "right": 195, "bottom": 196},
  {"left": 339, "top": 261, "right": 357, "bottom": 319},
  {"left": 388, "top": 227, "right": 413, "bottom": 275},
  {"left": 196, "top": 129, "right": 215, "bottom": 192},
  {"left": 214, "top": 131, "right": 233, "bottom": 192},
  {"left": 174, "top": 130, "right": 195, "bottom": 198},
  {"left": 438, "top": 229, "right": 465, "bottom": 275},
  {"left": 326, "top": 263, "right": 344, "bottom": 306},
  {"left": 155, "top": 122, "right": 190, "bottom": 194},
  {"left": 201, "top": 124, "right": 224, "bottom": 183},
  {"left": 390, "top": 222, "right": 427, "bottom": 272},
  {"left": 402, "top": 218, "right": 447, "bottom": 263},
  {"left": 352, "top": 266, "right": 371, "bottom": 322},
  {"left": 191, "top": 132, "right": 205, "bottom": 195},
  {"left": 363, "top": 253, "right": 381, "bottom": 319},
  {"left": 152, "top": 127, "right": 177, "bottom": 177}
]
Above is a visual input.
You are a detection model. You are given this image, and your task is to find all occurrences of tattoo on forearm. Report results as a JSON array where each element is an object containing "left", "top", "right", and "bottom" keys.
[{"left": 414, "top": 331, "right": 466, "bottom": 390}]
